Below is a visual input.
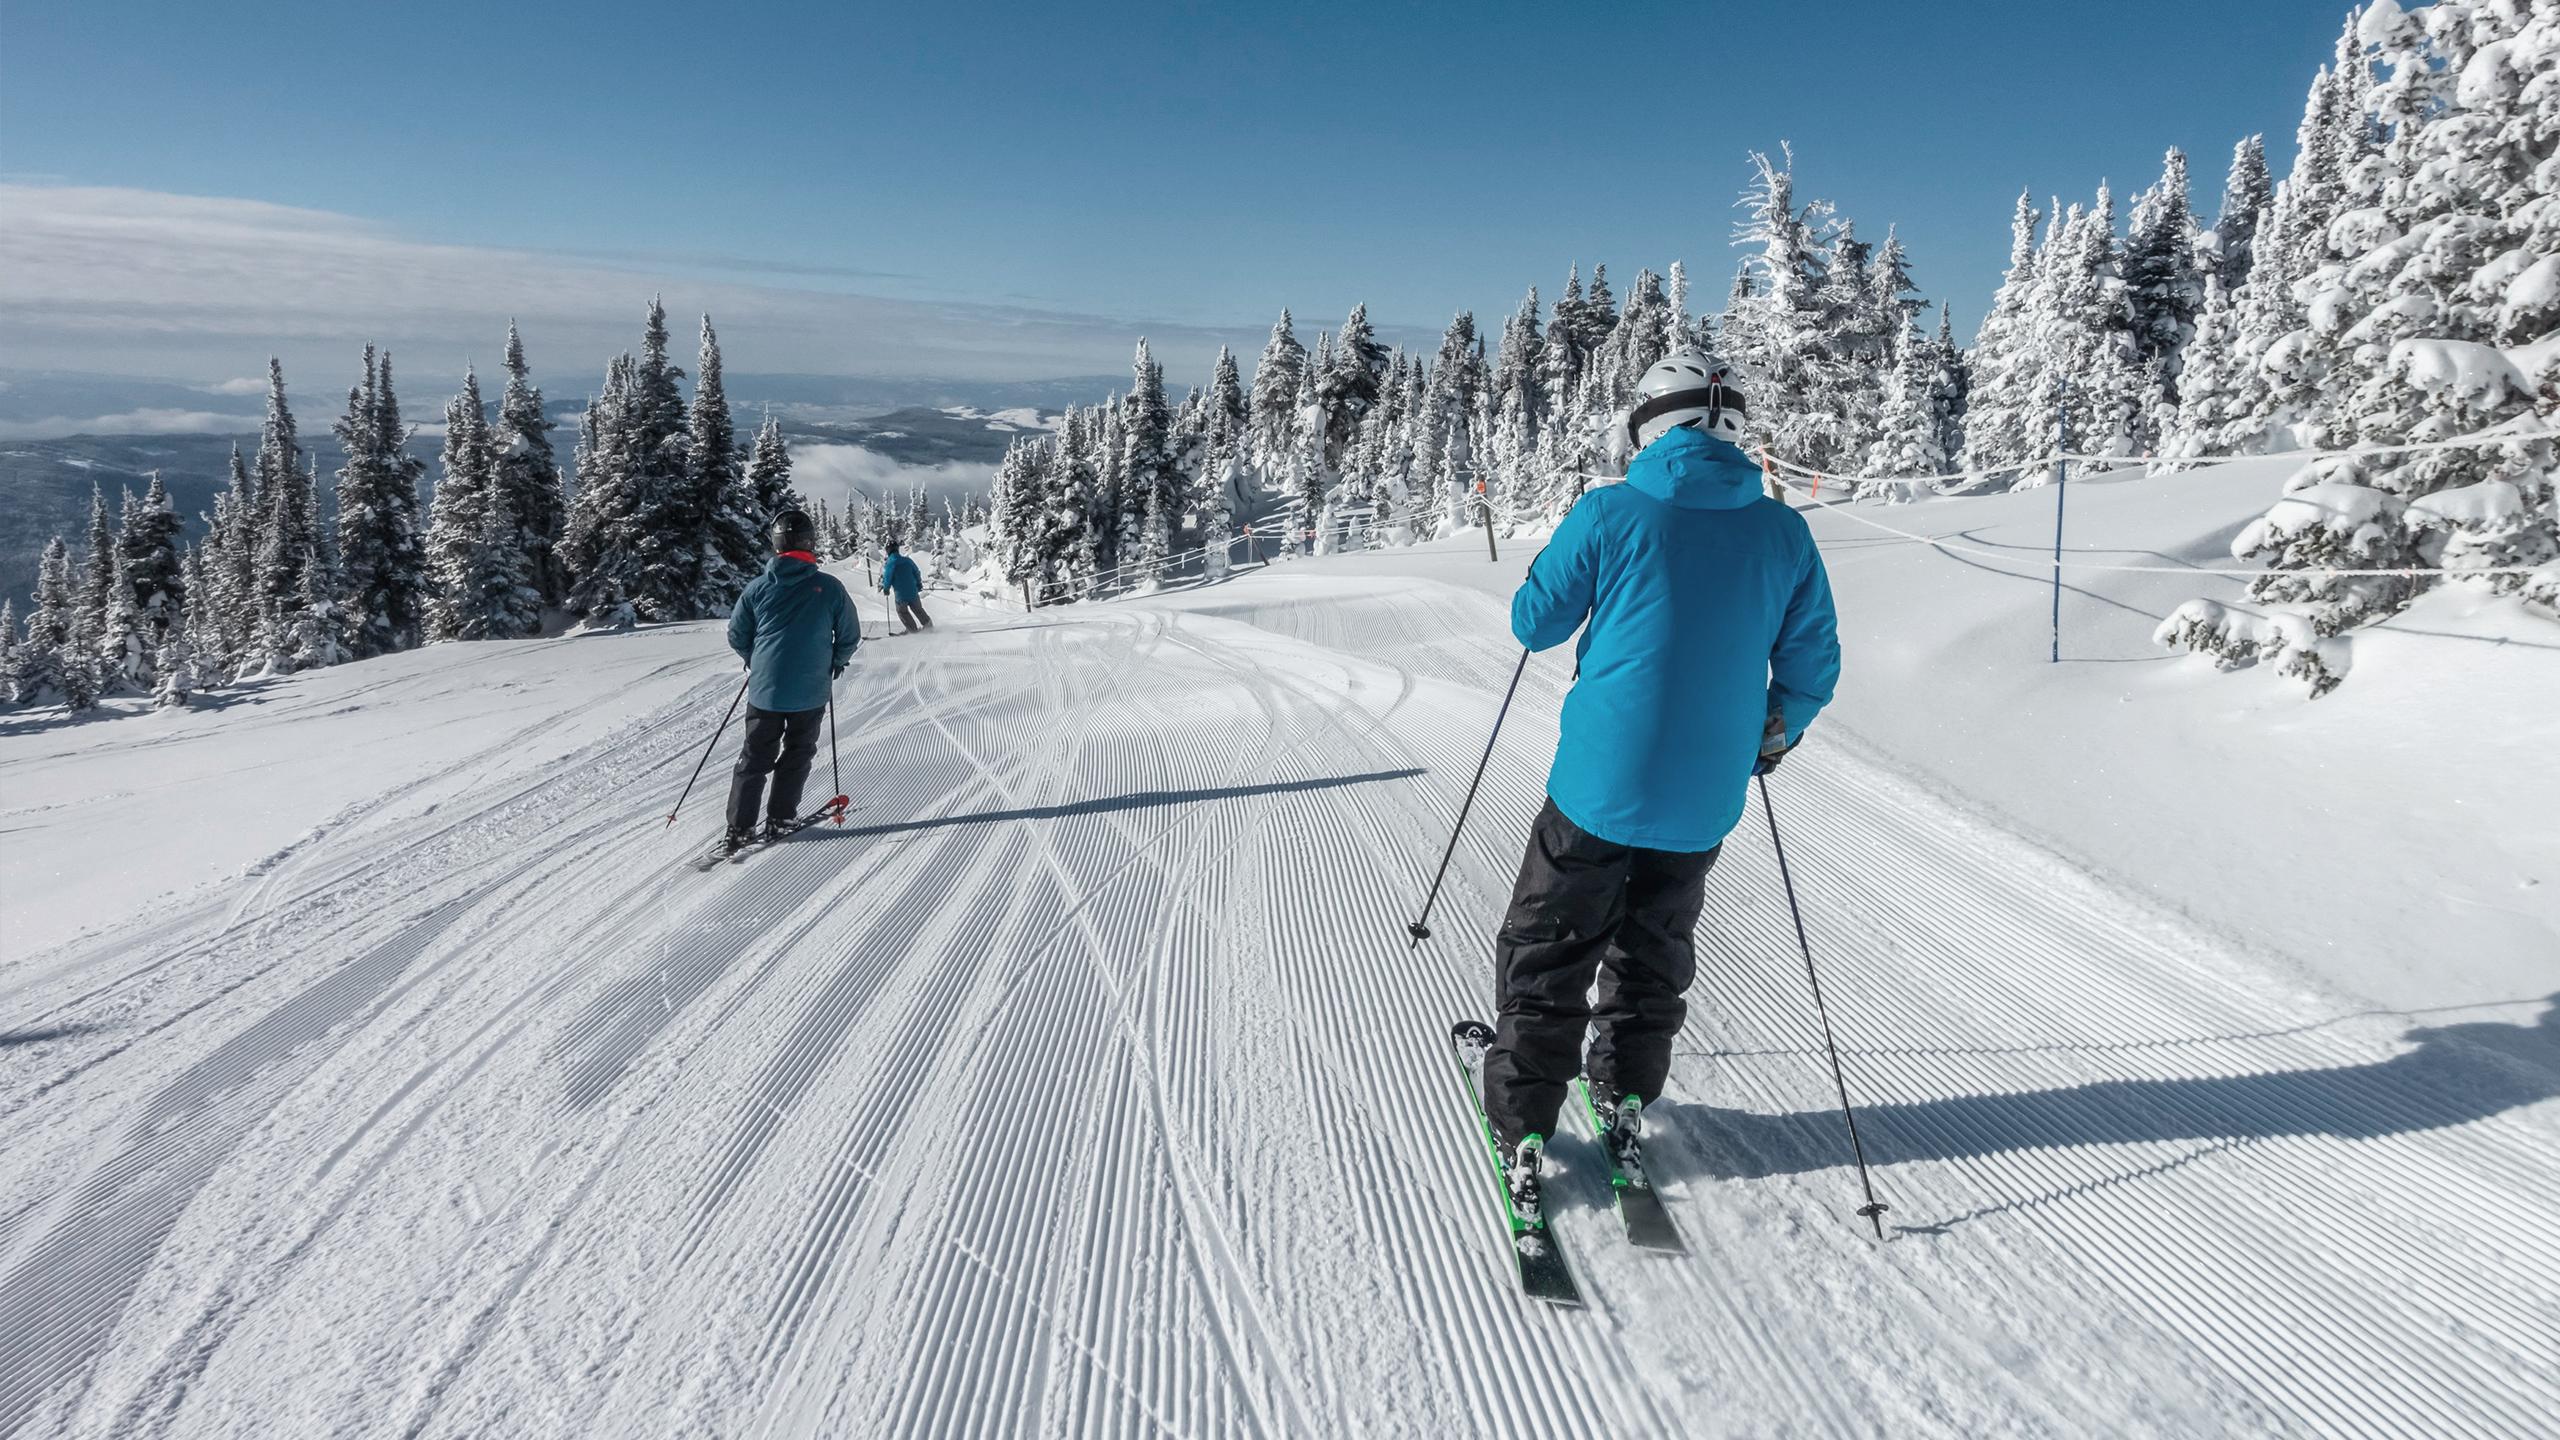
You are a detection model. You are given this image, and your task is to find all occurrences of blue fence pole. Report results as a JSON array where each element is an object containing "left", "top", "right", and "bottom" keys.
[{"left": 2049, "top": 381, "right": 2071, "bottom": 666}]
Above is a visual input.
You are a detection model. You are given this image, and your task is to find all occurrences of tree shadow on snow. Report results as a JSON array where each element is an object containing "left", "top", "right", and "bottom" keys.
[
  {"left": 797, "top": 767, "right": 1426, "bottom": 842},
  {"left": 1649, "top": 997, "right": 2560, "bottom": 1228}
]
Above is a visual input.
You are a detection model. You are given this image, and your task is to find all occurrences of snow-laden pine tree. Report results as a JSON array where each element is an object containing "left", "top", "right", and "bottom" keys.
[
  {"left": 2123, "top": 148, "right": 2205, "bottom": 445},
  {"left": 98, "top": 509, "right": 148, "bottom": 692},
  {"left": 1726, "top": 150, "right": 1836, "bottom": 470},
  {"left": 692, "top": 316, "right": 761, "bottom": 612},
  {"left": 1544, "top": 266, "right": 1591, "bottom": 420},
  {"left": 493, "top": 321, "right": 568, "bottom": 607},
  {"left": 561, "top": 356, "right": 642, "bottom": 628},
  {"left": 209, "top": 443, "right": 259, "bottom": 675},
  {"left": 336, "top": 347, "right": 431, "bottom": 658},
  {"left": 2029, "top": 191, "right": 2145, "bottom": 468},
  {"left": 1664, "top": 260, "right": 1696, "bottom": 356},
  {"left": 744, "top": 412, "right": 803, "bottom": 535},
  {"left": 1048, "top": 409, "right": 1099, "bottom": 600},
  {"left": 1490, "top": 288, "right": 1547, "bottom": 444},
  {"left": 1248, "top": 311, "right": 1306, "bottom": 481},
  {"left": 989, "top": 437, "right": 1042, "bottom": 591},
  {"left": 254, "top": 431, "right": 321, "bottom": 670},
  {"left": 1959, "top": 191, "right": 2049, "bottom": 485},
  {"left": 22, "top": 538, "right": 95, "bottom": 710},
  {"left": 1289, "top": 353, "right": 1331, "bottom": 553},
  {"left": 74, "top": 484, "right": 114, "bottom": 681},
  {"left": 1317, "top": 305, "right": 1390, "bottom": 469},
  {"left": 0, "top": 599, "right": 17, "bottom": 704},
  {"left": 1121, "top": 340, "right": 1180, "bottom": 588},
  {"left": 120, "top": 472, "right": 186, "bottom": 664},
  {"left": 1579, "top": 264, "right": 1618, "bottom": 357},
  {"left": 623, "top": 299, "right": 699, "bottom": 619},
  {"left": 2210, "top": 134, "right": 2275, "bottom": 293},
  {"left": 427, "top": 368, "right": 542, "bottom": 641},
  {"left": 1863, "top": 321, "right": 1948, "bottom": 497},
  {"left": 254, "top": 357, "right": 300, "bottom": 536}
]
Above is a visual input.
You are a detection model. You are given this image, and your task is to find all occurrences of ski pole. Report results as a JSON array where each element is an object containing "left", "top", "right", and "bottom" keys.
[
  {"left": 1757, "top": 772, "right": 1890, "bottom": 1239},
  {"left": 1405, "top": 647, "right": 1530, "bottom": 950},
  {"left": 666, "top": 675, "right": 750, "bottom": 828}
]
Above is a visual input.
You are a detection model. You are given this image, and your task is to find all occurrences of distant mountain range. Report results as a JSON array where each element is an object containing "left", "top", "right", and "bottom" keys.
[{"left": 0, "top": 368, "right": 1109, "bottom": 606}]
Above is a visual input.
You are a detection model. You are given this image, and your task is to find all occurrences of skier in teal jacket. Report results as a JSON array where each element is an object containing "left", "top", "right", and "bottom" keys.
[
  {"left": 881, "top": 542, "right": 931, "bottom": 633},
  {"left": 1481, "top": 354, "right": 1841, "bottom": 1225},
  {"left": 722, "top": 509, "right": 860, "bottom": 851}
]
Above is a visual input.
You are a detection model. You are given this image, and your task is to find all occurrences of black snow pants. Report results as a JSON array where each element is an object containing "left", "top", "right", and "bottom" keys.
[
  {"left": 726, "top": 704, "right": 824, "bottom": 834},
  {"left": 1483, "top": 798, "right": 1721, "bottom": 1145}
]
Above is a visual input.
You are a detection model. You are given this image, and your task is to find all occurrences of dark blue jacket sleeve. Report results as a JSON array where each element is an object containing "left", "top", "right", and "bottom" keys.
[
  {"left": 830, "top": 579, "right": 860, "bottom": 669},
  {"left": 1768, "top": 538, "right": 1841, "bottom": 744},
  {"left": 1510, "top": 492, "right": 1605, "bottom": 652},
  {"left": 727, "top": 586, "right": 757, "bottom": 663}
]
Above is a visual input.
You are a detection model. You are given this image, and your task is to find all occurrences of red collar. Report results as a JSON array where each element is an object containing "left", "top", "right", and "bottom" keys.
[{"left": 779, "top": 550, "right": 818, "bottom": 563}]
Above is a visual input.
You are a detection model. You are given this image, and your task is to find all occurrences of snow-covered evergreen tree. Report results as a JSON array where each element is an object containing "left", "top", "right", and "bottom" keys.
[
  {"left": 254, "top": 357, "right": 301, "bottom": 535},
  {"left": 493, "top": 321, "right": 567, "bottom": 606},
  {"left": 1248, "top": 310, "right": 1306, "bottom": 479},
  {"left": 0, "top": 599, "right": 16, "bottom": 705},
  {"left": 692, "top": 315, "right": 761, "bottom": 612},
  {"left": 119, "top": 472, "right": 186, "bottom": 667},
  {"left": 1959, "top": 191, "right": 2049, "bottom": 484},
  {"left": 426, "top": 368, "right": 542, "bottom": 641},
  {"left": 1121, "top": 340, "right": 1179, "bottom": 587},
  {"left": 2210, "top": 134, "right": 2275, "bottom": 293},
  {"left": 744, "top": 412, "right": 803, "bottom": 534},
  {"left": 336, "top": 347, "right": 430, "bottom": 658},
  {"left": 74, "top": 484, "right": 114, "bottom": 678},
  {"left": 1727, "top": 149, "right": 1837, "bottom": 469},
  {"left": 254, "top": 431, "right": 321, "bottom": 669},
  {"left": 2124, "top": 148, "right": 2205, "bottom": 442},
  {"left": 22, "top": 538, "right": 93, "bottom": 710},
  {"left": 1864, "top": 320, "right": 1948, "bottom": 496}
]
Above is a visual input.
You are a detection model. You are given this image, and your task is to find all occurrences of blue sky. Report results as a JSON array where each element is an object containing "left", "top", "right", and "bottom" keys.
[{"left": 1, "top": 0, "right": 2363, "bottom": 381}]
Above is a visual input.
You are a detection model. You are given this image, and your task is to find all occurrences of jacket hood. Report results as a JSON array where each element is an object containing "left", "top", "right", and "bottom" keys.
[
  {"left": 1621, "top": 427, "right": 1765, "bottom": 511},
  {"left": 765, "top": 553, "right": 821, "bottom": 579}
]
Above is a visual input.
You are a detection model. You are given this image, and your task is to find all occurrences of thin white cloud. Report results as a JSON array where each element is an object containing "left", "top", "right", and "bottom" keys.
[
  {"left": 199, "top": 376, "right": 268, "bottom": 395},
  {"left": 792, "top": 444, "right": 997, "bottom": 511},
  {"left": 0, "top": 184, "right": 1245, "bottom": 389},
  {"left": 0, "top": 407, "right": 259, "bottom": 439}
]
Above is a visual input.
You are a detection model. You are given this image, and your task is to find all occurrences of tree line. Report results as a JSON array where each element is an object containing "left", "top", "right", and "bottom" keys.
[{"left": 0, "top": 300, "right": 817, "bottom": 714}]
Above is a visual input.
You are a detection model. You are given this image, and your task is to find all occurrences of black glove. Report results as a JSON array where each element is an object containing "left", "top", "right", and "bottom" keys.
[
  {"left": 830, "top": 664, "right": 845, "bottom": 681},
  {"left": 1755, "top": 711, "right": 1797, "bottom": 776}
]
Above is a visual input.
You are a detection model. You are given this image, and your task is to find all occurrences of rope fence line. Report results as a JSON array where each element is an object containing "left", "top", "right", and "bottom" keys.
[
  {"left": 1741, "top": 422, "right": 2560, "bottom": 493},
  {"left": 1574, "top": 421, "right": 2559, "bottom": 579}
]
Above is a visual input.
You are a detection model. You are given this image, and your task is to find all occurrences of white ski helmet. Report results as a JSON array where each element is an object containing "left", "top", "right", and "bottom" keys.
[{"left": 1627, "top": 352, "right": 1748, "bottom": 450}]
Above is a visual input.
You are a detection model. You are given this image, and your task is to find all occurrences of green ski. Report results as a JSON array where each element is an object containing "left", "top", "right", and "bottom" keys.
[
  {"left": 1448, "top": 1020, "right": 1582, "bottom": 1307},
  {"left": 1578, "top": 1078, "right": 1686, "bottom": 1254}
]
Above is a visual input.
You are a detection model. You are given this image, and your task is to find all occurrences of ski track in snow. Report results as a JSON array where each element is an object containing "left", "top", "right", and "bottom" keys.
[{"left": 0, "top": 571, "right": 2554, "bottom": 1438}]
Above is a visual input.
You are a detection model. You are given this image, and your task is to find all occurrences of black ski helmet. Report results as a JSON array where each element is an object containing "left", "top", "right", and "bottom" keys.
[{"left": 770, "top": 507, "right": 817, "bottom": 553}]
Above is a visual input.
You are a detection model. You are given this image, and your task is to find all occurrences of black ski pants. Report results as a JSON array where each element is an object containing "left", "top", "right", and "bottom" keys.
[
  {"left": 1484, "top": 798, "right": 1720, "bottom": 1145},
  {"left": 727, "top": 704, "right": 823, "bottom": 833},
  {"left": 895, "top": 600, "right": 933, "bottom": 632}
]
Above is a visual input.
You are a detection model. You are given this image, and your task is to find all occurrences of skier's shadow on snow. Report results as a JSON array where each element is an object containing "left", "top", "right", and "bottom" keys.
[
  {"left": 797, "top": 767, "right": 1427, "bottom": 841},
  {"left": 1648, "top": 998, "right": 2560, "bottom": 1223}
]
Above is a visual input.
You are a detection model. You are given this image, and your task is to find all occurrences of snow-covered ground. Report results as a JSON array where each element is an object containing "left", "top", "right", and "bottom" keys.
[{"left": 1, "top": 465, "right": 2554, "bottom": 1437}]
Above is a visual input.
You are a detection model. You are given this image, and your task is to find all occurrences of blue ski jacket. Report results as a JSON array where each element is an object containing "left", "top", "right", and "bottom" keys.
[
  {"left": 728, "top": 553, "right": 860, "bottom": 713},
  {"left": 1513, "top": 425, "right": 1840, "bottom": 852},
  {"left": 881, "top": 553, "right": 923, "bottom": 604}
]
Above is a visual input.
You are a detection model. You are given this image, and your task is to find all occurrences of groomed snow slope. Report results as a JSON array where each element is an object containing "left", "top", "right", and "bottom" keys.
[{"left": 2, "top": 482, "right": 2555, "bottom": 1438}]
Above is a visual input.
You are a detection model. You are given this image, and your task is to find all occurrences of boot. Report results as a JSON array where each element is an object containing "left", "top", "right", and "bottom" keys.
[
  {"left": 1499, "top": 1133, "right": 1547, "bottom": 1227},
  {"left": 1591, "top": 1084, "right": 1649, "bottom": 1190}
]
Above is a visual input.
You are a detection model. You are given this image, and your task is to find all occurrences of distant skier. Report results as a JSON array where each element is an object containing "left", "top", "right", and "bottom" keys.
[
  {"left": 1482, "top": 354, "right": 1840, "bottom": 1222},
  {"left": 881, "top": 541, "right": 931, "bottom": 633},
  {"left": 721, "top": 508, "right": 860, "bottom": 855}
]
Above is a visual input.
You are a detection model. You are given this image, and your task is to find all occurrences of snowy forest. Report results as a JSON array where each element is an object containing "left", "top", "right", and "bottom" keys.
[{"left": 8, "top": 0, "right": 2559, "bottom": 716}]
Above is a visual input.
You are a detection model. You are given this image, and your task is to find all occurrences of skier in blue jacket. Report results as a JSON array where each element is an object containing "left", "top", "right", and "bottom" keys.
[
  {"left": 881, "top": 542, "right": 931, "bottom": 633},
  {"left": 1482, "top": 354, "right": 1841, "bottom": 1223},
  {"left": 721, "top": 509, "right": 860, "bottom": 854}
]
